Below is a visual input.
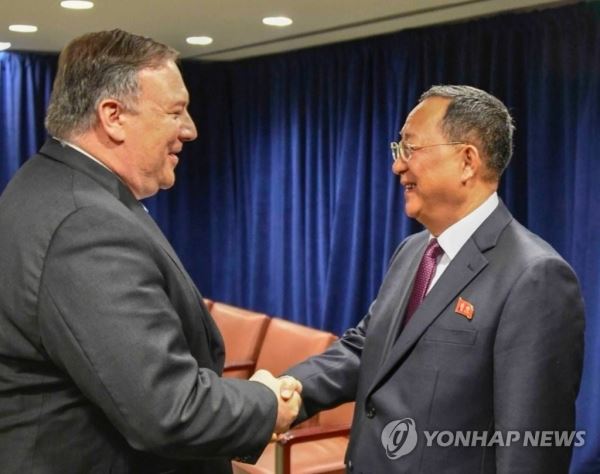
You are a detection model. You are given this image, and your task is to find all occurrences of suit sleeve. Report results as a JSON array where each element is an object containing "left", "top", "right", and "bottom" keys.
[
  {"left": 286, "top": 313, "right": 368, "bottom": 421},
  {"left": 37, "top": 206, "right": 276, "bottom": 461},
  {"left": 493, "top": 256, "right": 585, "bottom": 474},
  {"left": 286, "top": 236, "right": 412, "bottom": 420}
]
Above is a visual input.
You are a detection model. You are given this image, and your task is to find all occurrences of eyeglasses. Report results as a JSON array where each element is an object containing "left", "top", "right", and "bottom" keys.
[{"left": 390, "top": 140, "right": 466, "bottom": 162}]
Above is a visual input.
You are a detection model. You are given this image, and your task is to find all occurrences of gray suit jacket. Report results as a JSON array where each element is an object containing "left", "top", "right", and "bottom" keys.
[
  {"left": 288, "top": 201, "right": 584, "bottom": 474},
  {"left": 0, "top": 139, "right": 275, "bottom": 473}
]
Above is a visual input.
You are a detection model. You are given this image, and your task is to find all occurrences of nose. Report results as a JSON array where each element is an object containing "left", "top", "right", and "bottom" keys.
[
  {"left": 180, "top": 109, "right": 198, "bottom": 142},
  {"left": 392, "top": 157, "right": 407, "bottom": 176}
]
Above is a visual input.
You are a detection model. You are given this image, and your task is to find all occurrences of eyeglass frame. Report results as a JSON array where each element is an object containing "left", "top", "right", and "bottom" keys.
[{"left": 390, "top": 140, "right": 467, "bottom": 162}]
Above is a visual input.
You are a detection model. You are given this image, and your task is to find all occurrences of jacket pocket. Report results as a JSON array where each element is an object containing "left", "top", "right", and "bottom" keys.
[{"left": 423, "top": 327, "right": 477, "bottom": 346}]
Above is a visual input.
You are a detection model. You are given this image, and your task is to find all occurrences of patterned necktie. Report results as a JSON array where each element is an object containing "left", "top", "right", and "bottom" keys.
[{"left": 403, "top": 239, "right": 444, "bottom": 327}]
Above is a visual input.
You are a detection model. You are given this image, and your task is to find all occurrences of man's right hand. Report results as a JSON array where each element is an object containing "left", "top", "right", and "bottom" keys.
[{"left": 250, "top": 369, "right": 303, "bottom": 433}]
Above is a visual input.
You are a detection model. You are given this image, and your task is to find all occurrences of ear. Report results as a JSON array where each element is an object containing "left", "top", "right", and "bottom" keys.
[
  {"left": 96, "top": 99, "right": 127, "bottom": 143},
  {"left": 460, "top": 144, "right": 482, "bottom": 184}
]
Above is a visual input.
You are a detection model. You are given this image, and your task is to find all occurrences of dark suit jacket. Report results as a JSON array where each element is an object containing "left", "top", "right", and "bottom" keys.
[
  {"left": 288, "top": 201, "right": 584, "bottom": 474},
  {"left": 0, "top": 139, "right": 276, "bottom": 473}
]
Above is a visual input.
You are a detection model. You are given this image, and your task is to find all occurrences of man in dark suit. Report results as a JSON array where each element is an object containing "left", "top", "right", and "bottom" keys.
[
  {"left": 0, "top": 29, "right": 301, "bottom": 473},
  {"left": 286, "top": 85, "right": 584, "bottom": 473}
]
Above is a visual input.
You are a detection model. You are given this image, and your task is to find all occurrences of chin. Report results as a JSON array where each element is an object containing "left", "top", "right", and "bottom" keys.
[
  {"left": 159, "top": 170, "right": 176, "bottom": 188},
  {"left": 160, "top": 180, "right": 175, "bottom": 190},
  {"left": 404, "top": 203, "right": 419, "bottom": 220}
]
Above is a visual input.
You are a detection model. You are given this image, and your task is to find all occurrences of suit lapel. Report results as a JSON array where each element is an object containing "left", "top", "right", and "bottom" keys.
[
  {"left": 39, "top": 139, "right": 188, "bottom": 274},
  {"left": 394, "top": 239, "right": 487, "bottom": 352},
  {"left": 39, "top": 139, "right": 221, "bottom": 367},
  {"left": 368, "top": 203, "right": 513, "bottom": 395},
  {"left": 120, "top": 190, "right": 189, "bottom": 273},
  {"left": 378, "top": 238, "right": 427, "bottom": 362}
]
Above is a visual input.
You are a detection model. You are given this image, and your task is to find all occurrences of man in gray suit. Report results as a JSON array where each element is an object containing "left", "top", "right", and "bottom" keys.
[
  {"left": 286, "top": 85, "right": 584, "bottom": 473},
  {"left": 0, "top": 30, "right": 301, "bottom": 473}
]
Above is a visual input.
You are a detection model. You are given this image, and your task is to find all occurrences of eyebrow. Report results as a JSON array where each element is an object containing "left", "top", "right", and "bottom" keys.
[{"left": 168, "top": 100, "right": 189, "bottom": 111}]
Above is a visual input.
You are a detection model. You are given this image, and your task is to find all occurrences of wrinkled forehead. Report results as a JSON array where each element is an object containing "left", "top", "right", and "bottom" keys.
[{"left": 400, "top": 97, "right": 450, "bottom": 140}]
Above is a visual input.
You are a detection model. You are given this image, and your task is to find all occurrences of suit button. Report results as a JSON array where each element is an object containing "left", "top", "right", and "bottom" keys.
[
  {"left": 347, "top": 459, "right": 353, "bottom": 471},
  {"left": 365, "top": 404, "right": 376, "bottom": 418}
]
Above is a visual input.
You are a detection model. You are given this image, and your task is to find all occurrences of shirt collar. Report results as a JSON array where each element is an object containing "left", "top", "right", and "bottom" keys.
[
  {"left": 434, "top": 192, "right": 499, "bottom": 260},
  {"left": 55, "top": 138, "right": 114, "bottom": 174},
  {"left": 53, "top": 138, "right": 149, "bottom": 209}
]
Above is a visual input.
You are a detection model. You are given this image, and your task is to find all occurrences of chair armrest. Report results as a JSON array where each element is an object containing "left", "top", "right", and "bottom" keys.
[
  {"left": 278, "top": 424, "right": 351, "bottom": 445},
  {"left": 223, "top": 360, "right": 255, "bottom": 372},
  {"left": 274, "top": 424, "right": 351, "bottom": 474}
]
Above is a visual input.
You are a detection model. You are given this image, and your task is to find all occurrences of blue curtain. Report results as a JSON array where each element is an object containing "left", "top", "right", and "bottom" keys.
[
  {"left": 162, "top": 5, "right": 600, "bottom": 471},
  {"left": 0, "top": 52, "right": 56, "bottom": 190},
  {"left": 1, "top": 3, "right": 599, "bottom": 472}
]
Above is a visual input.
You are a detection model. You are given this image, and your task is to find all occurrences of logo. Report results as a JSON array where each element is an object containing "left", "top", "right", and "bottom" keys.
[
  {"left": 380, "top": 417, "right": 585, "bottom": 462},
  {"left": 455, "top": 297, "right": 474, "bottom": 319},
  {"left": 423, "top": 430, "right": 586, "bottom": 448},
  {"left": 381, "top": 417, "right": 418, "bottom": 460}
]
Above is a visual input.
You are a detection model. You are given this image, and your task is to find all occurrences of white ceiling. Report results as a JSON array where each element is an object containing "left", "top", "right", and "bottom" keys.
[{"left": 1, "top": 0, "right": 573, "bottom": 61}]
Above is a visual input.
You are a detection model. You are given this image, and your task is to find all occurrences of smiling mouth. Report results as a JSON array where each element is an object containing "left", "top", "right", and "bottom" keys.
[{"left": 404, "top": 183, "right": 416, "bottom": 191}]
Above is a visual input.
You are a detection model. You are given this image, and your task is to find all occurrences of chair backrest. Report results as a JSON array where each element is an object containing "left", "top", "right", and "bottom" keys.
[
  {"left": 211, "top": 302, "right": 270, "bottom": 376},
  {"left": 203, "top": 298, "right": 214, "bottom": 312},
  {"left": 254, "top": 317, "right": 336, "bottom": 377}
]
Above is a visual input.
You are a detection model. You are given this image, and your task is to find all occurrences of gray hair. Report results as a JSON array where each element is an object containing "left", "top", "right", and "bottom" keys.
[
  {"left": 45, "top": 29, "right": 178, "bottom": 139},
  {"left": 420, "top": 85, "right": 515, "bottom": 180}
]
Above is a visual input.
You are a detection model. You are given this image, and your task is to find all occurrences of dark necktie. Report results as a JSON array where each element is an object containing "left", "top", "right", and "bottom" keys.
[{"left": 403, "top": 239, "right": 444, "bottom": 327}]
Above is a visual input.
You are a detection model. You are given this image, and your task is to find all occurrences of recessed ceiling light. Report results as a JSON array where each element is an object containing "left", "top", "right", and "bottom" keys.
[
  {"left": 0, "top": 42, "right": 11, "bottom": 51},
  {"left": 60, "top": 1, "right": 94, "bottom": 10},
  {"left": 262, "top": 16, "right": 293, "bottom": 27},
  {"left": 186, "top": 36, "right": 213, "bottom": 46},
  {"left": 9, "top": 25, "right": 38, "bottom": 33}
]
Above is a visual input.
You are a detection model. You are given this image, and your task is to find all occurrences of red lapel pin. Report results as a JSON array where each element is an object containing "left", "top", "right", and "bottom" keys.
[{"left": 455, "top": 297, "right": 474, "bottom": 320}]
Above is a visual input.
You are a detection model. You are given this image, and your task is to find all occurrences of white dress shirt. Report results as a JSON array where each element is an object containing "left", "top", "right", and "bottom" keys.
[
  {"left": 427, "top": 192, "right": 499, "bottom": 293},
  {"left": 57, "top": 138, "right": 114, "bottom": 173}
]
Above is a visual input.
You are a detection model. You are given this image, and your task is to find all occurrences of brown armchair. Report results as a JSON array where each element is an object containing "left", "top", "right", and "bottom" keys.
[
  {"left": 202, "top": 298, "right": 214, "bottom": 312},
  {"left": 252, "top": 317, "right": 336, "bottom": 377},
  {"left": 210, "top": 302, "right": 270, "bottom": 378},
  {"left": 249, "top": 402, "right": 353, "bottom": 474},
  {"left": 233, "top": 317, "right": 353, "bottom": 474}
]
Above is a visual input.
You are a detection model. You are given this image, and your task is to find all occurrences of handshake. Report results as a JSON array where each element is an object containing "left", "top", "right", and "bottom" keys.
[{"left": 250, "top": 369, "right": 303, "bottom": 434}]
